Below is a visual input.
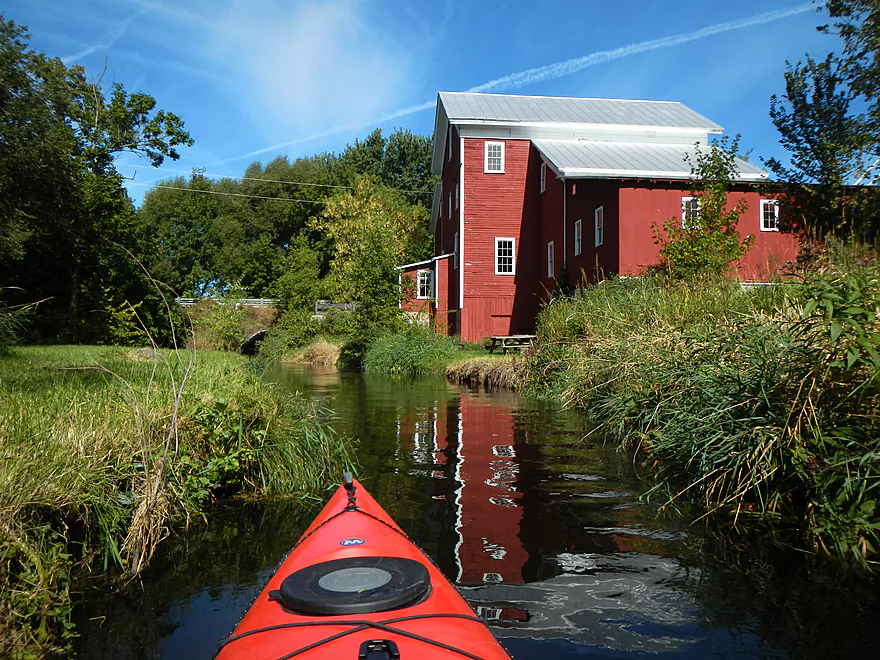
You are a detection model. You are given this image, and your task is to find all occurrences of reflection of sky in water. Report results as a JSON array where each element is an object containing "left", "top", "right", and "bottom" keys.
[{"left": 463, "top": 553, "right": 702, "bottom": 654}]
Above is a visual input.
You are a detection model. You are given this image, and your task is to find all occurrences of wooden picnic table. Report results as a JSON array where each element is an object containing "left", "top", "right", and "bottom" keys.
[{"left": 487, "top": 335, "right": 535, "bottom": 354}]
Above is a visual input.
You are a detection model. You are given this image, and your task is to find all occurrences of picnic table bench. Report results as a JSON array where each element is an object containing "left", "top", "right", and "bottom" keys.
[{"left": 487, "top": 335, "right": 535, "bottom": 354}]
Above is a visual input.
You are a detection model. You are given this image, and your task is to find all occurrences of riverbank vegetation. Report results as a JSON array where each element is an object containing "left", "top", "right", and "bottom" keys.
[
  {"left": 519, "top": 247, "right": 880, "bottom": 564},
  {"left": 362, "top": 328, "right": 482, "bottom": 376},
  {"left": 446, "top": 356, "right": 522, "bottom": 390},
  {"left": 0, "top": 345, "right": 352, "bottom": 658}
]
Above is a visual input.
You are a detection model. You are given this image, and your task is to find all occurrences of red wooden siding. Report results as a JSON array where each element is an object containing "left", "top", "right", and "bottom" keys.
[
  {"left": 440, "top": 125, "right": 461, "bottom": 335},
  {"left": 565, "top": 180, "right": 620, "bottom": 287},
  {"left": 618, "top": 183, "right": 798, "bottom": 277},
  {"left": 460, "top": 138, "right": 540, "bottom": 342},
  {"left": 537, "top": 151, "right": 565, "bottom": 295},
  {"left": 398, "top": 266, "right": 432, "bottom": 315}
]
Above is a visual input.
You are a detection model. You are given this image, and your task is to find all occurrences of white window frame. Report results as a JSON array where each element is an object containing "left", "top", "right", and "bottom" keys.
[
  {"left": 453, "top": 232, "right": 459, "bottom": 271},
  {"left": 547, "top": 241, "right": 555, "bottom": 278},
  {"left": 484, "top": 141, "right": 505, "bottom": 173},
  {"left": 574, "top": 218, "right": 583, "bottom": 256},
  {"left": 594, "top": 207, "right": 604, "bottom": 247},
  {"left": 448, "top": 191, "right": 452, "bottom": 221},
  {"left": 760, "top": 199, "right": 779, "bottom": 232},
  {"left": 495, "top": 237, "right": 515, "bottom": 275},
  {"left": 455, "top": 182, "right": 459, "bottom": 210},
  {"left": 540, "top": 162, "right": 547, "bottom": 194},
  {"left": 416, "top": 269, "right": 432, "bottom": 300},
  {"left": 681, "top": 196, "right": 701, "bottom": 229}
]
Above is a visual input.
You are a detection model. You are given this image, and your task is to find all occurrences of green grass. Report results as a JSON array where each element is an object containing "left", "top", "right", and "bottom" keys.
[
  {"left": 520, "top": 265, "right": 880, "bottom": 565},
  {"left": 0, "top": 345, "right": 354, "bottom": 658},
  {"left": 362, "top": 327, "right": 483, "bottom": 377}
]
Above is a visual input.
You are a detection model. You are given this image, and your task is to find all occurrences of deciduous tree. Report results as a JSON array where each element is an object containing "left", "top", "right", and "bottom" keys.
[
  {"left": 654, "top": 136, "right": 754, "bottom": 278},
  {"left": 764, "top": 54, "right": 874, "bottom": 236},
  {"left": 0, "top": 16, "right": 192, "bottom": 342}
]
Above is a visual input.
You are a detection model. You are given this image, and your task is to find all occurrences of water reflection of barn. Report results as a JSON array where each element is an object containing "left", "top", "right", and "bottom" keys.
[
  {"left": 397, "top": 389, "right": 529, "bottom": 585},
  {"left": 396, "top": 388, "right": 699, "bottom": 652},
  {"left": 396, "top": 388, "right": 674, "bottom": 588}
]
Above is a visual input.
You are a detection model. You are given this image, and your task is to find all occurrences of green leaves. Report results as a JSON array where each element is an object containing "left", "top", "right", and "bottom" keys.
[
  {"left": 0, "top": 16, "right": 192, "bottom": 343},
  {"left": 796, "top": 263, "right": 880, "bottom": 369},
  {"left": 654, "top": 136, "right": 754, "bottom": 279}
]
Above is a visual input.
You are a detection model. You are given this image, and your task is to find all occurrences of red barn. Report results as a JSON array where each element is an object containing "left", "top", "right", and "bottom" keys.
[{"left": 413, "top": 91, "right": 797, "bottom": 342}]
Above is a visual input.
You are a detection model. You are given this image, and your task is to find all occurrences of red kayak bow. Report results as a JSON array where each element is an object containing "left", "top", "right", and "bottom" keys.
[{"left": 215, "top": 474, "right": 512, "bottom": 660}]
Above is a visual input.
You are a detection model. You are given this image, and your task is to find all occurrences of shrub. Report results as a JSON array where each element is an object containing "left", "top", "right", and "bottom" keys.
[{"left": 363, "top": 327, "right": 471, "bottom": 376}]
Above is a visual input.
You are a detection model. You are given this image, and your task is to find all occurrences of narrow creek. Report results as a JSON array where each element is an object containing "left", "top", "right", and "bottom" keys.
[{"left": 75, "top": 366, "right": 880, "bottom": 659}]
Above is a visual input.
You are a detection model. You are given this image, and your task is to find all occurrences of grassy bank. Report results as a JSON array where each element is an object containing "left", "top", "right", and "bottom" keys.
[
  {"left": 519, "top": 264, "right": 880, "bottom": 565},
  {"left": 362, "top": 328, "right": 484, "bottom": 377},
  {"left": 0, "top": 345, "right": 353, "bottom": 658},
  {"left": 446, "top": 355, "right": 521, "bottom": 390}
]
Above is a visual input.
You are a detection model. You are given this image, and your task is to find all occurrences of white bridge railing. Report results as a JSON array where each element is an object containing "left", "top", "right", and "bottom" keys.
[{"left": 174, "top": 298, "right": 276, "bottom": 307}]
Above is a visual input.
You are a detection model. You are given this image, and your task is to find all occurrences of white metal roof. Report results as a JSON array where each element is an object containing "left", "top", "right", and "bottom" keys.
[
  {"left": 440, "top": 91, "right": 723, "bottom": 131},
  {"left": 431, "top": 92, "right": 727, "bottom": 174},
  {"left": 533, "top": 139, "right": 768, "bottom": 181}
]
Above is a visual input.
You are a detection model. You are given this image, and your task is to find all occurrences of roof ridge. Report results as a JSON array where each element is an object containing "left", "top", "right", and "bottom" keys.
[{"left": 439, "top": 90, "right": 682, "bottom": 105}]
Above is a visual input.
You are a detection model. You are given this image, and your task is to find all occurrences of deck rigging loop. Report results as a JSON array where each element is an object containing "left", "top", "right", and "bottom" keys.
[{"left": 344, "top": 472, "right": 359, "bottom": 511}]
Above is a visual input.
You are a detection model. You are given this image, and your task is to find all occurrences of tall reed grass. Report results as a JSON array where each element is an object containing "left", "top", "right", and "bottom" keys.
[
  {"left": 520, "top": 263, "right": 880, "bottom": 565},
  {"left": 363, "top": 327, "right": 480, "bottom": 376},
  {"left": 0, "top": 345, "right": 353, "bottom": 658}
]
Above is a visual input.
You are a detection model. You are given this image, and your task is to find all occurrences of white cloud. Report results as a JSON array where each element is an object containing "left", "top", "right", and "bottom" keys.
[
  {"left": 209, "top": 0, "right": 413, "bottom": 139},
  {"left": 217, "top": 1, "right": 815, "bottom": 165}
]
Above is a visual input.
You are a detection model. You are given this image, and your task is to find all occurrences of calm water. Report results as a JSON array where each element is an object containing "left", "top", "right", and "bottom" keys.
[{"left": 75, "top": 366, "right": 880, "bottom": 659}]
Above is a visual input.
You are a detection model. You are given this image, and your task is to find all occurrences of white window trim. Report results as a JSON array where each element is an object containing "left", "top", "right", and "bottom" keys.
[
  {"left": 448, "top": 191, "right": 452, "bottom": 221},
  {"left": 455, "top": 182, "right": 459, "bottom": 210},
  {"left": 484, "top": 141, "right": 505, "bottom": 174},
  {"left": 540, "top": 162, "right": 547, "bottom": 194},
  {"left": 447, "top": 127, "right": 452, "bottom": 162},
  {"left": 416, "top": 269, "right": 432, "bottom": 300},
  {"left": 547, "top": 241, "right": 555, "bottom": 278},
  {"left": 454, "top": 232, "right": 459, "bottom": 271},
  {"left": 760, "top": 199, "right": 780, "bottom": 232},
  {"left": 574, "top": 218, "right": 583, "bottom": 256},
  {"left": 681, "top": 196, "right": 701, "bottom": 229},
  {"left": 594, "top": 207, "right": 604, "bottom": 248},
  {"left": 494, "top": 237, "right": 515, "bottom": 275}
]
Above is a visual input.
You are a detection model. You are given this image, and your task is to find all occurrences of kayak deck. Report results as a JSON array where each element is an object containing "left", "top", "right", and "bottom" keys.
[{"left": 215, "top": 477, "right": 511, "bottom": 659}]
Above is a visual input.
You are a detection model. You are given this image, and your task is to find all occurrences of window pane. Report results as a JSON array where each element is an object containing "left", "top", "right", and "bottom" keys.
[
  {"left": 486, "top": 143, "right": 503, "bottom": 171},
  {"left": 762, "top": 201, "right": 778, "bottom": 230},
  {"left": 496, "top": 238, "right": 514, "bottom": 274},
  {"left": 417, "top": 270, "right": 432, "bottom": 299}
]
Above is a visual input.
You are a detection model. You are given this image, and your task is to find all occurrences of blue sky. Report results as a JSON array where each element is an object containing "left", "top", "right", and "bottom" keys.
[{"left": 4, "top": 0, "right": 837, "bottom": 205}]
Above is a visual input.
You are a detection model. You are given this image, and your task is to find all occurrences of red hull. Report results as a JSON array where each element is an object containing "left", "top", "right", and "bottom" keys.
[{"left": 215, "top": 479, "right": 511, "bottom": 659}]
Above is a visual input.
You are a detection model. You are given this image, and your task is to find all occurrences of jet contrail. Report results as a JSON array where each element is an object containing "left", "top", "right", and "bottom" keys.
[
  {"left": 215, "top": 2, "right": 814, "bottom": 166},
  {"left": 62, "top": 8, "right": 150, "bottom": 64}
]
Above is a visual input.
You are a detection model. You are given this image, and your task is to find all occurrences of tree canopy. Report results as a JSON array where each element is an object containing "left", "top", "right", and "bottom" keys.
[
  {"left": 654, "top": 136, "right": 754, "bottom": 278},
  {"left": 764, "top": 2, "right": 880, "bottom": 238},
  {"left": 0, "top": 16, "right": 193, "bottom": 343}
]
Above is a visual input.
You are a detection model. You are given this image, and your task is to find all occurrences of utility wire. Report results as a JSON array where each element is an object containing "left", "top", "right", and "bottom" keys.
[
  {"left": 117, "top": 163, "right": 433, "bottom": 195},
  {"left": 149, "top": 185, "right": 329, "bottom": 204}
]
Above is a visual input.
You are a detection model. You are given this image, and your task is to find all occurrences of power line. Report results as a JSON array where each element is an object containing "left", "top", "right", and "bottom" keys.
[
  {"left": 148, "top": 185, "right": 329, "bottom": 204},
  {"left": 117, "top": 163, "right": 433, "bottom": 195}
]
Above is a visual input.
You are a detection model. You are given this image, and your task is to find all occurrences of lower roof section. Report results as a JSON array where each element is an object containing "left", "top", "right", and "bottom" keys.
[{"left": 532, "top": 139, "right": 767, "bottom": 182}]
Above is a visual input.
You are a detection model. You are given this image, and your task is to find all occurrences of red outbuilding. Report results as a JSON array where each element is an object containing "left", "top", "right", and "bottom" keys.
[{"left": 409, "top": 91, "right": 798, "bottom": 342}]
